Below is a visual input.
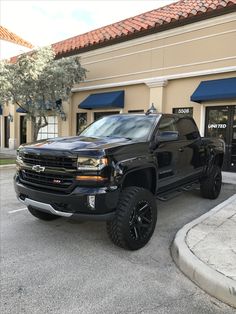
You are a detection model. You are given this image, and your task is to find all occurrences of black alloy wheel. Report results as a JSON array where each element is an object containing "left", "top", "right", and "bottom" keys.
[
  {"left": 129, "top": 200, "right": 153, "bottom": 241},
  {"left": 213, "top": 171, "right": 222, "bottom": 195},
  {"left": 107, "top": 186, "right": 157, "bottom": 250}
]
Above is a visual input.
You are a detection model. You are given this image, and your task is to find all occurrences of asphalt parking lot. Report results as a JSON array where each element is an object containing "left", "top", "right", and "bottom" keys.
[{"left": 1, "top": 168, "right": 235, "bottom": 314}]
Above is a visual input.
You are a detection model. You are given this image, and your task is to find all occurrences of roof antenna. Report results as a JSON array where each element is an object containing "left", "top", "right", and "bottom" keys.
[{"left": 145, "top": 103, "right": 157, "bottom": 115}]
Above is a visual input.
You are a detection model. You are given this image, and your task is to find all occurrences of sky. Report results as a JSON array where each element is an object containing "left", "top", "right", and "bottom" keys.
[{"left": 0, "top": 0, "right": 176, "bottom": 60}]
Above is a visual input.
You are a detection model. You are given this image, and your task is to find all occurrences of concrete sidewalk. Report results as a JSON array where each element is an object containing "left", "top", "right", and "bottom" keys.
[{"left": 172, "top": 194, "right": 236, "bottom": 308}]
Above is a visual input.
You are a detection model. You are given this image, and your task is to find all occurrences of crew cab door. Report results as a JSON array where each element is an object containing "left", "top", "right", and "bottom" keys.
[
  {"left": 154, "top": 116, "right": 183, "bottom": 189},
  {"left": 175, "top": 117, "right": 204, "bottom": 180}
]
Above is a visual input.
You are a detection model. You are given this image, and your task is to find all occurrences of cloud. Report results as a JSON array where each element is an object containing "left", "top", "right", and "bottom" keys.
[{"left": 1, "top": 0, "right": 176, "bottom": 59}]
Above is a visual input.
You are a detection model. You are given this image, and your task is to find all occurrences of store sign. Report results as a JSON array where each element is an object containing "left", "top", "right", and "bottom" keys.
[
  {"left": 177, "top": 108, "right": 190, "bottom": 114},
  {"left": 208, "top": 124, "right": 227, "bottom": 129},
  {"left": 173, "top": 107, "right": 193, "bottom": 116}
]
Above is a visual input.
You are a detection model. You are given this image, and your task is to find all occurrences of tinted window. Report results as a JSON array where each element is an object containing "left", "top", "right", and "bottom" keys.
[
  {"left": 176, "top": 117, "right": 199, "bottom": 140},
  {"left": 158, "top": 117, "right": 177, "bottom": 133},
  {"left": 81, "top": 115, "right": 158, "bottom": 140}
]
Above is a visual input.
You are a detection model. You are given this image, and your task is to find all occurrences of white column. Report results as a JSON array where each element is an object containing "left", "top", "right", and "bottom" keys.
[
  {"left": 26, "top": 119, "right": 33, "bottom": 143},
  {"left": 9, "top": 103, "right": 18, "bottom": 149},
  {"left": 199, "top": 104, "right": 205, "bottom": 137},
  {"left": 60, "top": 100, "right": 72, "bottom": 137},
  {"left": 145, "top": 79, "right": 168, "bottom": 112},
  {"left": 0, "top": 115, "right": 3, "bottom": 148}
]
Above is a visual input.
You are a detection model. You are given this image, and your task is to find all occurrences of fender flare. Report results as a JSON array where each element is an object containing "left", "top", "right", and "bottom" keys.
[{"left": 119, "top": 166, "right": 158, "bottom": 194}]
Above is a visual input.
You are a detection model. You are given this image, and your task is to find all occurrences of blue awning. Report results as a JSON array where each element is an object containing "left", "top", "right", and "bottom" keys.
[
  {"left": 191, "top": 77, "right": 236, "bottom": 103},
  {"left": 16, "top": 107, "right": 27, "bottom": 113},
  {"left": 79, "top": 90, "right": 124, "bottom": 109}
]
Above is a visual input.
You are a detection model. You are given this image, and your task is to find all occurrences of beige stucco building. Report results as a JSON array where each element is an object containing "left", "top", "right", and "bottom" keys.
[{"left": 1, "top": 0, "right": 236, "bottom": 171}]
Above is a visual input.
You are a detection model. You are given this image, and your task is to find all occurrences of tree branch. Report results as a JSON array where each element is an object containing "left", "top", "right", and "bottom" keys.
[
  {"left": 40, "top": 115, "right": 48, "bottom": 129},
  {"left": 15, "top": 101, "right": 27, "bottom": 112}
]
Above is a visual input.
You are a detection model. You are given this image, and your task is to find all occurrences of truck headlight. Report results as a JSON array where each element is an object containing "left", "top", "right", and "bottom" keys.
[
  {"left": 77, "top": 157, "right": 108, "bottom": 171},
  {"left": 16, "top": 149, "right": 23, "bottom": 161}
]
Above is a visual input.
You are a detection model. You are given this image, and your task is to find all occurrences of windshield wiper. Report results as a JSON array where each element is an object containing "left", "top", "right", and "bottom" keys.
[{"left": 104, "top": 135, "right": 132, "bottom": 140}]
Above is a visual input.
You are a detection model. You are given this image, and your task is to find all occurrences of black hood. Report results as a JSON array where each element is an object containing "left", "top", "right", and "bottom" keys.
[{"left": 21, "top": 136, "right": 132, "bottom": 153}]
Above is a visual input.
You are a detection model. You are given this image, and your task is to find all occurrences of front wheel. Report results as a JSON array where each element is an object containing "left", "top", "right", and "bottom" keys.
[
  {"left": 107, "top": 187, "right": 157, "bottom": 250},
  {"left": 28, "top": 206, "right": 60, "bottom": 221},
  {"left": 200, "top": 165, "right": 222, "bottom": 199}
]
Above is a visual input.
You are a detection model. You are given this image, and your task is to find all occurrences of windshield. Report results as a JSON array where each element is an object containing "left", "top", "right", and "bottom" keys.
[{"left": 80, "top": 115, "right": 158, "bottom": 140}]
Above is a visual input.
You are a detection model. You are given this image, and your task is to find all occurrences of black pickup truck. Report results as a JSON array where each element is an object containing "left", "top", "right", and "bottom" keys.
[{"left": 15, "top": 110, "right": 225, "bottom": 250}]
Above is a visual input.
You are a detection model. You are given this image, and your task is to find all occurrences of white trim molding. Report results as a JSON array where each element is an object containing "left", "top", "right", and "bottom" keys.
[
  {"left": 145, "top": 79, "right": 168, "bottom": 88},
  {"left": 72, "top": 65, "right": 236, "bottom": 92}
]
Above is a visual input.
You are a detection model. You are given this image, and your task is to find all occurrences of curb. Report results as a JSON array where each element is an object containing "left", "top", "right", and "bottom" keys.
[
  {"left": 0, "top": 164, "right": 16, "bottom": 169},
  {"left": 171, "top": 194, "right": 236, "bottom": 308},
  {"left": 222, "top": 172, "right": 236, "bottom": 185}
]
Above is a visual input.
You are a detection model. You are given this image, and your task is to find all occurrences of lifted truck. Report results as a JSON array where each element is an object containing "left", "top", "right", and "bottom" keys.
[{"left": 15, "top": 110, "right": 224, "bottom": 250}]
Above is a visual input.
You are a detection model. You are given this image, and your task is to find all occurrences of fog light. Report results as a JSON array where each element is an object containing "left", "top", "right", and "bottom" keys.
[{"left": 88, "top": 195, "right": 95, "bottom": 209}]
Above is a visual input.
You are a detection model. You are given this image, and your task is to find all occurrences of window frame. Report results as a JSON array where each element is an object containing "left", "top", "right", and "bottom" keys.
[
  {"left": 76, "top": 112, "right": 88, "bottom": 134},
  {"left": 37, "top": 115, "right": 58, "bottom": 140}
]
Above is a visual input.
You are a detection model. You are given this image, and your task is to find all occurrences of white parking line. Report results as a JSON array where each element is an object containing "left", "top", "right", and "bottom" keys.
[{"left": 8, "top": 207, "right": 27, "bottom": 214}]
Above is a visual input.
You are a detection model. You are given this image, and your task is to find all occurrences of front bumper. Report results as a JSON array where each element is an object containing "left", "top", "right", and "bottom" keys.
[{"left": 14, "top": 175, "right": 119, "bottom": 220}]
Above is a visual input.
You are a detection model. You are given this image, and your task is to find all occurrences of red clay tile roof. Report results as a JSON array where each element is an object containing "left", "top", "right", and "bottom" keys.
[
  {"left": 0, "top": 26, "right": 33, "bottom": 49},
  {"left": 53, "top": 0, "right": 236, "bottom": 58}
]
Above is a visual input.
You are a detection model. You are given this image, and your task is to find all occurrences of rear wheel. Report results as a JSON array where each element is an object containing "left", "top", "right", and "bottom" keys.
[
  {"left": 107, "top": 187, "right": 157, "bottom": 250},
  {"left": 28, "top": 206, "right": 59, "bottom": 221},
  {"left": 200, "top": 165, "right": 222, "bottom": 199}
]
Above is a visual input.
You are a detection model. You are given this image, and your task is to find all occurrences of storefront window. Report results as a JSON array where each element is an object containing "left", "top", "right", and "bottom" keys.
[
  {"left": 94, "top": 111, "right": 119, "bottom": 121},
  {"left": 128, "top": 110, "right": 144, "bottom": 113},
  {"left": 37, "top": 116, "right": 58, "bottom": 140},
  {"left": 76, "top": 113, "right": 87, "bottom": 134}
]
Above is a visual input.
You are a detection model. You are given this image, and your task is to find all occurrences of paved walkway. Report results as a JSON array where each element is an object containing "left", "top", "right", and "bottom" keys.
[{"left": 172, "top": 194, "right": 236, "bottom": 308}]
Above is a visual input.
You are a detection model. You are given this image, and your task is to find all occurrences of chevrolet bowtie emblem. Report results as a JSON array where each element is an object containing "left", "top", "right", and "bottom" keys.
[{"left": 32, "top": 165, "right": 45, "bottom": 173}]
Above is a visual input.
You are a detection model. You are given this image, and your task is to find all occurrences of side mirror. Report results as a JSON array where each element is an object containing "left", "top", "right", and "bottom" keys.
[{"left": 155, "top": 131, "right": 179, "bottom": 143}]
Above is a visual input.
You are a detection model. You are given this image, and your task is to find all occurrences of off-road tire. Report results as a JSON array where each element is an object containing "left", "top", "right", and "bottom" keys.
[
  {"left": 200, "top": 165, "right": 222, "bottom": 199},
  {"left": 107, "top": 187, "right": 157, "bottom": 250},
  {"left": 28, "top": 206, "right": 59, "bottom": 221}
]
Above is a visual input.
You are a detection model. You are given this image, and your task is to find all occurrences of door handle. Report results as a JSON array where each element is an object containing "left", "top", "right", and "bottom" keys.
[{"left": 178, "top": 147, "right": 184, "bottom": 152}]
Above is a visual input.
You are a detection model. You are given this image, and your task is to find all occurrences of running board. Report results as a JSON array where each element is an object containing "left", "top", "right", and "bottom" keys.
[{"left": 157, "top": 181, "right": 199, "bottom": 201}]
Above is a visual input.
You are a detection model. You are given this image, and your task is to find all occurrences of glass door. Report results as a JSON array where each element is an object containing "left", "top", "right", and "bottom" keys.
[
  {"left": 229, "top": 106, "right": 236, "bottom": 171},
  {"left": 4, "top": 116, "right": 10, "bottom": 148},
  {"left": 20, "top": 116, "right": 27, "bottom": 144},
  {"left": 205, "top": 106, "right": 236, "bottom": 172}
]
